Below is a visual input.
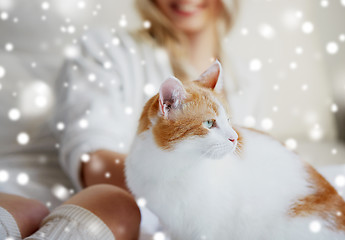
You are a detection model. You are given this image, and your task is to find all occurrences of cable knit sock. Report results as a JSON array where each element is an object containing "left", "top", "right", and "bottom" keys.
[
  {"left": 25, "top": 204, "right": 114, "bottom": 240},
  {"left": 0, "top": 207, "right": 22, "bottom": 240}
]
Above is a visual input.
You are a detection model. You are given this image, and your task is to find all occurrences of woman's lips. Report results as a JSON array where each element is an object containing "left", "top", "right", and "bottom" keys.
[{"left": 171, "top": 2, "right": 204, "bottom": 16}]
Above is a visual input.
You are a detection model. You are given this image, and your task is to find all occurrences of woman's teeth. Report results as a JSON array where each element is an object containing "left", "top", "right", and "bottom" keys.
[{"left": 176, "top": 4, "right": 199, "bottom": 12}]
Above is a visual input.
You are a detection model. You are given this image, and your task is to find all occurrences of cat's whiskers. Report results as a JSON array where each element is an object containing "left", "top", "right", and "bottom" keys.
[
  {"left": 233, "top": 142, "right": 244, "bottom": 158},
  {"left": 201, "top": 142, "right": 233, "bottom": 159}
]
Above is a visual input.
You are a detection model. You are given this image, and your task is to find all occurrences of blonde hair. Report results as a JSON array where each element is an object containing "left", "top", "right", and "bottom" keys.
[{"left": 135, "top": 0, "right": 239, "bottom": 81}]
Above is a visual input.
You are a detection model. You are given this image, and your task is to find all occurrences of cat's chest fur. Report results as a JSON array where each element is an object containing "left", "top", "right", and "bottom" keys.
[{"left": 126, "top": 127, "right": 315, "bottom": 239}]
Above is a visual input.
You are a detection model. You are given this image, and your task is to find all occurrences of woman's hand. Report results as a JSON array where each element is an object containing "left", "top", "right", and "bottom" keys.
[{"left": 81, "top": 149, "right": 130, "bottom": 192}]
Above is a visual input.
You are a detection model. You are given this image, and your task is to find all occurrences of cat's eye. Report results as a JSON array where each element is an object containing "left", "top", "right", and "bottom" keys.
[{"left": 203, "top": 119, "right": 216, "bottom": 129}]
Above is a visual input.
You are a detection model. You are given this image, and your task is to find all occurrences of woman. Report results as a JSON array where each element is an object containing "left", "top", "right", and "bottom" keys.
[{"left": 0, "top": 0, "right": 245, "bottom": 239}]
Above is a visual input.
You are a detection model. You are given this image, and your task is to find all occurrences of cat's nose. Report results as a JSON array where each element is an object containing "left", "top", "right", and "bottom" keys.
[{"left": 228, "top": 131, "right": 238, "bottom": 143}]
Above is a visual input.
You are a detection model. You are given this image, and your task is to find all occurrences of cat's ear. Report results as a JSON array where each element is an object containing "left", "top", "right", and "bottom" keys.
[
  {"left": 195, "top": 60, "right": 223, "bottom": 92},
  {"left": 159, "top": 77, "right": 186, "bottom": 118}
]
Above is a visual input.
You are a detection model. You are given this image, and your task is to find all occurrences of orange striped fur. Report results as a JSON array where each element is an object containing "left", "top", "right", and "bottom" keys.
[{"left": 290, "top": 164, "right": 345, "bottom": 231}]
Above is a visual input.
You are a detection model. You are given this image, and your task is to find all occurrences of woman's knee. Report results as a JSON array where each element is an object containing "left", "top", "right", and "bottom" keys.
[
  {"left": 64, "top": 184, "right": 141, "bottom": 240},
  {"left": 0, "top": 193, "right": 49, "bottom": 238}
]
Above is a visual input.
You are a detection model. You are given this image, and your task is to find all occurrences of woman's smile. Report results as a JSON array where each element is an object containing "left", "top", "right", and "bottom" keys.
[{"left": 170, "top": 1, "right": 206, "bottom": 17}]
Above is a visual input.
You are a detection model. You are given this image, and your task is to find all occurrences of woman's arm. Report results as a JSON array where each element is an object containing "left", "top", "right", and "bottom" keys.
[
  {"left": 52, "top": 30, "right": 139, "bottom": 191},
  {"left": 81, "top": 150, "right": 130, "bottom": 192}
]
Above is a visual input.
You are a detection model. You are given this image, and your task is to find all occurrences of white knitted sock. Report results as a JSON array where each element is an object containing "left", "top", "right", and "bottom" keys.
[
  {"left": 25, "top": 204, "right": 114, "bottom": 240},
  {"left": 0, "top": 206, "right": 22, "bottom": 240}
]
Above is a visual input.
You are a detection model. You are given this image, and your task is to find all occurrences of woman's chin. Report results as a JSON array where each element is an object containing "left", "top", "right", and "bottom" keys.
[{"left": 175, "top": 22, "right": 209, "bottom": 35}]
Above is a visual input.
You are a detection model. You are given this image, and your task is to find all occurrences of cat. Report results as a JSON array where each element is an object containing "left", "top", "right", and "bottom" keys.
[{"left": 125, "top": 61, "right": 345, "bottom": 240}]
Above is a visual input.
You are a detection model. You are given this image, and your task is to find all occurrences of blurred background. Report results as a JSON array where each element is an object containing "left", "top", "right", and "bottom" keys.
[{"left": 0, "top": 0, "right": 344, "bottom": 167}]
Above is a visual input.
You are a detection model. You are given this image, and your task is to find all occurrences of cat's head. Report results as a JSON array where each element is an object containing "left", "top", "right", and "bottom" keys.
[{"left": 138, "top": 61, "right": 239, "bottom": 159}]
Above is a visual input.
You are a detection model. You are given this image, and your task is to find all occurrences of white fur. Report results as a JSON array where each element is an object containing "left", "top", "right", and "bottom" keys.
[{"left": 126, "top": 104, "right": 345, "bottom": 240}]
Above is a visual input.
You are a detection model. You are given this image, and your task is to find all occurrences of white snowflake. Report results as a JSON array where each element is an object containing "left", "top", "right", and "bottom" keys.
[
  {"left": 56, "top": 122, "right": 65, "bottom": 131},
  {"left": 289, "top": 62, "right": 297, "bottom": 70},
  {"left": 295, "top": 47, "right": 303, "bottom": 55},
  {"left": 52, "top": 184, "right": 70, "bottom": 201},
  {"left": 282, "top": 10, "right": 301, "bottom": 29},
  {"left": 119, "top": 15, "right": 127, "bottom": 28},
  {"left": 301, "top": 84, "right": 308, "bottom": 91},
  {"left": 105, "top": 172, "right": 111, "bottom": 178},
  {"left": 243, "top": 116, "right": 256, "bottom": 127},
  {"left": 261, "top": 118, "right": 273, "bottom": 130},
  {"left": 77, "top": 1, "right": 86, "bottom": 9},
  {"left": 8, "top": 108, "right": 21, "bottom": 121},
  {"left": 0, "top": 170, "right": 9, "bottom": 182},
  {"left": 17, "top": 132, "right": 30, "bottom": 145},
  {"left": 309, "top": 124, "right": 323, "bottom": 141},
  {"left": 249, "top": 59, "right": 262, "bottom": 71},
  {"left": 331, "top": 148, "right": 338, "bottom": 155},
  {"left": 309, "top": 220, "right": 321, "bottom": 233},
  {"left": 143, "top": 20, "right": 151, "bottom": 29},
  {"left": 335, "top": 175, "right": 345, "bottom": 187},
  {"left": 5, "top": 42, "right": 14, "bottom": 51},
  {"left": 79, "top": 118, "right": 88, "bottom": 129},
  {"left": 326, "top": 42, "right": 339, "bottom": 55},
  {"left": 320, "top": 0, "right": 329, "bottom": 7},
  {"left": 258, "top": 23, "right": 275, "bottom": 39},
  {"left": 331, "top": 103, "right": 338, "bottom": 113},
  {"left": 144, "top": 83, "right": 157, "bottom": 97},
  {"left": 240, "top": 28, "right": 249, "bottom": 36},
  {"left": 17, "top": 172, "right": 29, "bottom": 185},
  {"left": 67, "top": 25, "right": 76, "bottom": 34},
  {"left": 81, "top": 153, "right": 90, "bottom": 163},
  {"left": 103, "top": 61, "right": 112, "bottom": 69},
  {"left": 285, "top": 138, "right": 298, "bottom": 150},
  {"left": 301, "top": 21, "right": 314, "bottom": 34},
  {"left": 339, "top": 34, "right": 345, "bottom": 42},
  {"left": 35, "top": 95, "right": 48, "bottom": 108},
  {"left": 64, "top": 45, "right": 80, "bottom": 58},
  {"left": 125, "top": 106, "right": 133, "bottom": 115},
  {"left": 153, "top": 232, "right": 166, "bottom": 240},
  {"left": 0, "top": 65, "right": 6, "bottom": 79},
  {"left": 41, "top": 2, "right": 50, "bottom": 10},
  {"left": 112, "top": 37, "right": 120, "bottom": 46},
  {"left": 295, "top": 10, "right": 303, "bottom": 19},
  {"left": 88, "top": 73, "right": 97, "bottom": 82},
  {"left": 1, "top": 11, "right": 8, "bottom": 20},
  {"left": 341, "top": 0, "right": 345, "bottom": 7},
  {"left": 137, "top": 198, "right": 147, "bottom": 207}
]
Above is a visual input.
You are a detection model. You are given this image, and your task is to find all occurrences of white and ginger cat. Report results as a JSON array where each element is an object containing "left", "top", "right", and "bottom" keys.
[{"left": 125, "top": 61, "right": 345, "bottom": 240}]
